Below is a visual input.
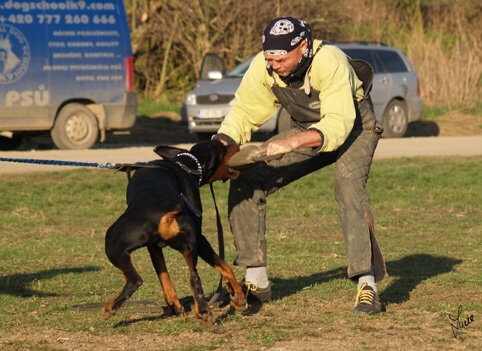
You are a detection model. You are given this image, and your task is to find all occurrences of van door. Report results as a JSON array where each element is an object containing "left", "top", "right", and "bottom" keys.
[{"left": 0, "top": 10, "right": 52, "bottom": 127}]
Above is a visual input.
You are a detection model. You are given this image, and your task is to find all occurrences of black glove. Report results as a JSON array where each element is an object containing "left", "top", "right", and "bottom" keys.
[{"left": 212, "top": 133, "right": 237, "bottom": 146}]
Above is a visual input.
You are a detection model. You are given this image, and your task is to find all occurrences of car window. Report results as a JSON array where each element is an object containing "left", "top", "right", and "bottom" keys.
[
  {"left": 340, "top": 49, "right": 382, "bottom": 74},
  {"left": 376, "top": 50, "right": 409, "bottom": 73},
  {"left": 226, "top": 56, "right": 256, "bottom": 78}
]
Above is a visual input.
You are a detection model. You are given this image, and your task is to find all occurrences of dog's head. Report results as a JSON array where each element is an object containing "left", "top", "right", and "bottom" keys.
[{"left": 154, "top": 140, "right": 240, "bottom": 186}]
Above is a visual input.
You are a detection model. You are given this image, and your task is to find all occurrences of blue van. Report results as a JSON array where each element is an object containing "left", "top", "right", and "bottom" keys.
[{"left": 0, "top": 0, "right": 136, "bottom": 149}]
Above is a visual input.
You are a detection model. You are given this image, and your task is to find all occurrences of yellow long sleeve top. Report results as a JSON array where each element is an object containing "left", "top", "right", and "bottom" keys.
[{"left": 217, "top": 40, "right": 365, "bottom": 152}]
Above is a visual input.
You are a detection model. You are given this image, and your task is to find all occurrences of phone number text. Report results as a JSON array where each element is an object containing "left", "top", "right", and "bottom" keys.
[{"left": 0, "top": 14, "right": 117, "bottom": 25}]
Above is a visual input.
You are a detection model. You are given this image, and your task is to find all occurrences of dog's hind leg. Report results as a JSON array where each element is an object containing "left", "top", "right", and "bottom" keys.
[
  {"left": 101, "top": 217, "right": 148, "bottom": 320},
  {"left": 197, "top": 235, "right": 248, "bottom": 311},
  {"left": 100, "top": 251, "right": 143, "bottom": 320},
  {"left": 147, "top": 244, "right": 186, "bottom": 317}
]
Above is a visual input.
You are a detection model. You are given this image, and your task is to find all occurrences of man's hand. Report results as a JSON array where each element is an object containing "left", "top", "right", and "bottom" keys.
[
  {"left": 266, "top": 129, "right": 323, "bottom": 156},
  {"left": 266, "top": 138, "right": 295, "bottom": 156}
]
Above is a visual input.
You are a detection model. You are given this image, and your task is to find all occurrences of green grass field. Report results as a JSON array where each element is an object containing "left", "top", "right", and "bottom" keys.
[{"left": 0, "top": 156, "right": 481, "bottom": 350}]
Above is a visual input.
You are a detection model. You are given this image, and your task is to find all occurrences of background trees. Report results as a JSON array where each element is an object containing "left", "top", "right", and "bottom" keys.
[{"left": 125, "top": 0, "right": 481, "bottom": 110}]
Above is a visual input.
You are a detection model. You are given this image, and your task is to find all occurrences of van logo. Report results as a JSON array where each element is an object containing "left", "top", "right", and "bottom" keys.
[
  {"left": 6, "top": 85, "right": 50, "bottom": 107},
  {"left": 209, "top": 94, "right": 219, "bottom": 102},
  {"left": 0, "top": 24, "right": 31, "bottom": 84}
]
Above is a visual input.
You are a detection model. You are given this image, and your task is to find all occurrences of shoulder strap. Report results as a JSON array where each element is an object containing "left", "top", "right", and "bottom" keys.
[{"left": 302, "top": 41, "right": 324, "bottom": 94}]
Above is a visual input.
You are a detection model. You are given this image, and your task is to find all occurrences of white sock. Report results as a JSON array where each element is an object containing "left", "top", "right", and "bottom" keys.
[
  {"left": 358, "top": 266, "right": 377, "bottom": 294},
  {"left": 245, "top": 266, "right": 269, "bottom": 288}
]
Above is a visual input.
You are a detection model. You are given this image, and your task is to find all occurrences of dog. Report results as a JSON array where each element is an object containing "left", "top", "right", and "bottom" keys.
[{"left": 100, "top": 140, "right": 247, "bottom": 324}]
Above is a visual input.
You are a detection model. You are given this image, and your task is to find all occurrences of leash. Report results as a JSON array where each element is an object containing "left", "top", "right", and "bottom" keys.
[
  {"left": 208, "top": 182, "right": 226, "bottom": 307},
  {"left": 0, "top": 156, "right": 116, "bottom": 169},
  {"left": 113, "top": 157, "right": 227, "bottom": 307},
  {"left": 0, "top": 157, "right": 164, "bottom": 183}
]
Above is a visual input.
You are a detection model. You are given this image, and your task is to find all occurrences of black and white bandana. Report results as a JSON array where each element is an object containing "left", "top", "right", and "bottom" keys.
[
  {"left": 262, "top": 17, "right": 314, "bottom": 86},
  {"left": 262, "top": 16, "right": 312, "bottom": 55}
]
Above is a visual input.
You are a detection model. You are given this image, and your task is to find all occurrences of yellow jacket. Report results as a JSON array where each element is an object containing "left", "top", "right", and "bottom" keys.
[{"left": 217, "top": 40, "right": 365, "bottom": 152}]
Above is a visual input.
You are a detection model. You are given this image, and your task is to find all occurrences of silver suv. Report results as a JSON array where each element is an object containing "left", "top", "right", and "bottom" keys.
[{"left": 181, "top": 42, "right": 423, "bottom": 139}]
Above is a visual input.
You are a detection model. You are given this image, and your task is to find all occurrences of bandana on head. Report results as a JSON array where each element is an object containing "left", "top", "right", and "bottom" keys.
[
  {"left": 262, "top": 16, "right": 311, "bottom": 55},
  {"left": 262, "top": 16, "right": 313, "bottom": 85}
]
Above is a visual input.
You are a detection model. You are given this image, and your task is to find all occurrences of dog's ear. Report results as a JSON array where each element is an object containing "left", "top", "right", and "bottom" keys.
[{"left": 153, "top": 145, "right": 188, "bottom": 160}]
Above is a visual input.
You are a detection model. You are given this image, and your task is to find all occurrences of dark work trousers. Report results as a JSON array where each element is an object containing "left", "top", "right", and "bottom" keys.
[{"left": 227, "top": 98, "right": 387, "bottom": 282}]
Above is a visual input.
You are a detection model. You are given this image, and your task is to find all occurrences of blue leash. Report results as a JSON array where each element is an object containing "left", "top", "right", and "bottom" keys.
[{"left": 0, "top": 156, "right": 115, "bottom": 169}]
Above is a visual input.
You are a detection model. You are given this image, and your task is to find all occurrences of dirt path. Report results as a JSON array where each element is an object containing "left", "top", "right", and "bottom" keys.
[
  {"left": 0, "top": 112, "right": 481, "bottom": 175},
  {"left": 1, "top": 132, "right": 482, "bottom": 174}
]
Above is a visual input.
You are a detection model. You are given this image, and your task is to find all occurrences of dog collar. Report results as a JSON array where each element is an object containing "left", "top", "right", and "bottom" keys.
[{"left": 175, "top": 152, "right": 203, "bottom": 186}]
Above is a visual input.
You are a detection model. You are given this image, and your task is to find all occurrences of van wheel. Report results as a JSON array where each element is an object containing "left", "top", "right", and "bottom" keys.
[
  {"left": 277, "top": 108, "right": 292, "bottom": 133},
  {"left": 382, "top": 100, "right": 408, "bottom": 138},
  {"left": 51, "top": 103, "right": 99, "bottom": 149}
]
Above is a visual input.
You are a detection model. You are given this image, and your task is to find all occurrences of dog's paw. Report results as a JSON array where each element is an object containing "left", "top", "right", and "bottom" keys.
[
  {"left": 230, "top": 293, "right": 248, "bottom": 311},
  {"left": 167, "top": 303, "right": 187, "bottom": 317},
  {"left": 99, "top": 307, "right": 116, "bottom": 320},
  {"left": 196, "top": 310, "right": 214, "bottom": 325}
]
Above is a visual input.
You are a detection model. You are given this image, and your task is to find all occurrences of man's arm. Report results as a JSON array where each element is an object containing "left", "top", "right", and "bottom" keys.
[
  {"left": 266, "top": 129, "right": 323, "bottom": 156},
  {"left": 216, "top": 53, "right": 280, "bottom": 145}
]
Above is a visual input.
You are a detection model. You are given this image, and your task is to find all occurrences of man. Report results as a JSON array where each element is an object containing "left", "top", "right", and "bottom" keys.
[{"left": 213, "top": 16, "right": 386, "bottom": 314}]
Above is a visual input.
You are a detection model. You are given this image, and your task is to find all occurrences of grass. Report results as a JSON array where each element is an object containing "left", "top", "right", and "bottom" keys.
[
  {"left": 421, "top": 104, "right": 482, "bottom": 123},
  {"left": 0, "top": 156, "right": 481, "bottom": 350},
  {"left": 420, "top": 106, "right": 449, "bottom": 121},
  {"left": 136, "top": 96, "right": 182, "bottom": 117}
]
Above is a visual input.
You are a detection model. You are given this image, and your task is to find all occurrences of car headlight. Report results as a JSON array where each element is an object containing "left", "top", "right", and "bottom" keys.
[{"left": 184, "top": 94, "right": 197, "bottom": 106}]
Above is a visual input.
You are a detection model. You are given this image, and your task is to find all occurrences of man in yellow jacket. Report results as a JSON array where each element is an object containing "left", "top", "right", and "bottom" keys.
[{"left": 213, "top": 16, "right": 386, "bottom": 314}]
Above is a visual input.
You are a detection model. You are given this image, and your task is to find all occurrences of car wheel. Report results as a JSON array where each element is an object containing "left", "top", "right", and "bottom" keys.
[
  {"left": 382, "top": 100, "right": 408, "bottom": 138},
  {"left": 277, "top": 108, "right": 292, "bottom": 133},
  {"left": 0, "top": 135, "right": 23, "bottom": 150},
  {"left": 51, "top": 103, "right": 99, "bottom": 149}
]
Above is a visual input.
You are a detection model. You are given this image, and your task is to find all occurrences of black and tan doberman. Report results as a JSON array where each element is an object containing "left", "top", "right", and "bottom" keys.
[{"left": 100, "top": 140, "right": 247, "bottom": 324}]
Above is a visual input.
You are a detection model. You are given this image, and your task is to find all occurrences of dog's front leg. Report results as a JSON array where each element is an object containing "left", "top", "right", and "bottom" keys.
[
  {"left": 182, "top": 250, "right": 213, "bottom": 325},
  {"left": 197, "top": 237, "right": 247, "bottom": 311},
  {"left": 210, "top": 257, "right": 248, "bottom": 311},
  {"left": 147, "top": 245, "right": 186, "bottom": 316}
]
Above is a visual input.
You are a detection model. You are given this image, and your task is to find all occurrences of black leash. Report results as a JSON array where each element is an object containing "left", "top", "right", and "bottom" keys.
[
  {"left": 113, "top": 160, "right": 227, "bottom": 306},
  {"left": 208, "top": 183, "right": 226, "bottom": 307}
]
